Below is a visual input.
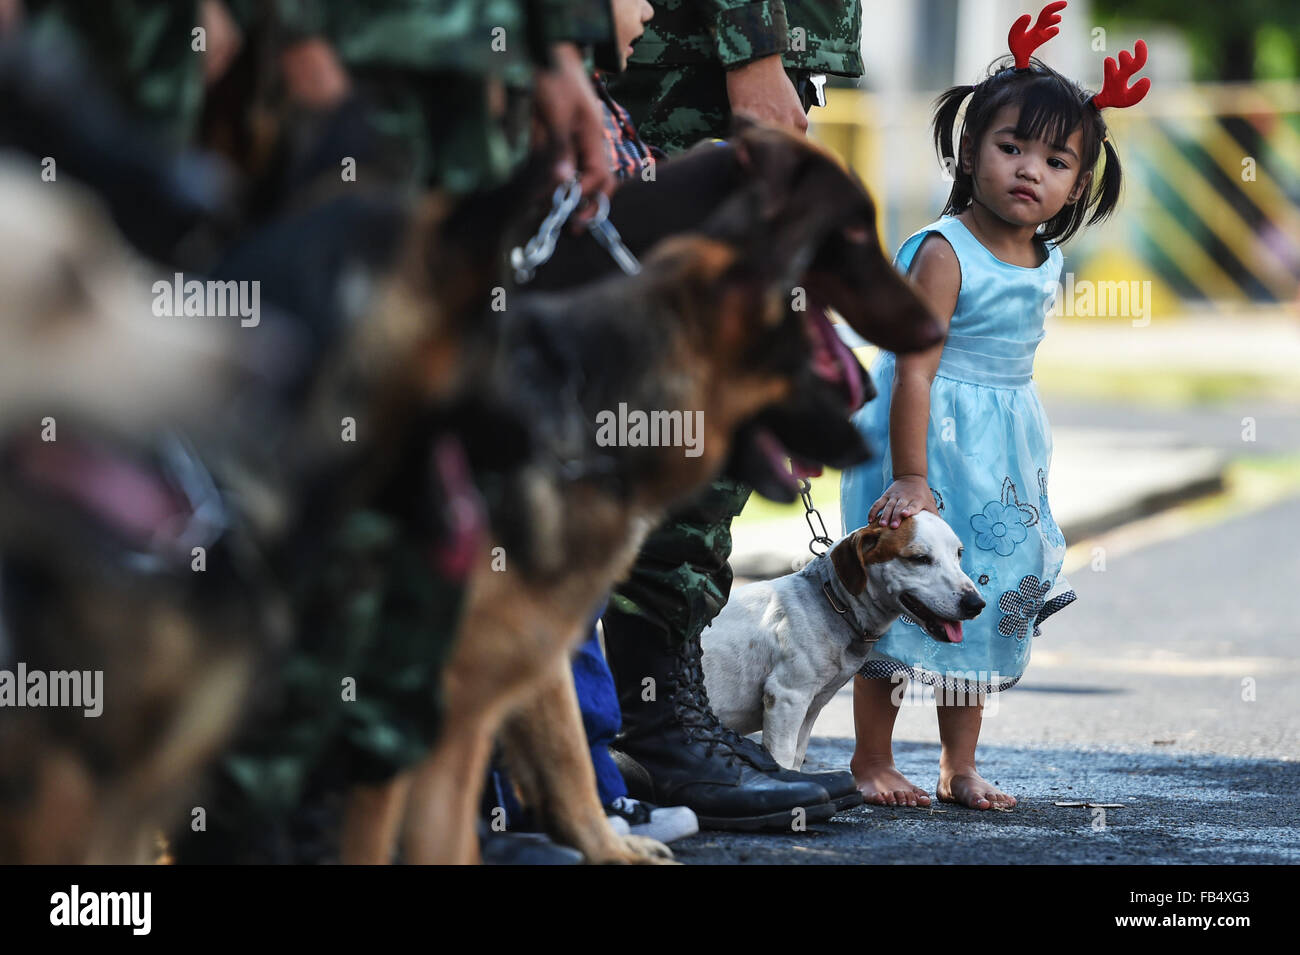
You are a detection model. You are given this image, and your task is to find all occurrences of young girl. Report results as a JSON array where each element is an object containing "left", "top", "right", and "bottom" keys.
[{"left": 839, "top": 2, "right": 1148, "bottom": 810}]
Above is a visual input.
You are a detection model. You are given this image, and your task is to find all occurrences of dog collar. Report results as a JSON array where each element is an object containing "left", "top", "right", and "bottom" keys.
[
  {"left": 821, "top": 579, "right": 881, "bottom": 646},
  {"left": 119, "top": 433, "right": 230, "bottom": 577}
]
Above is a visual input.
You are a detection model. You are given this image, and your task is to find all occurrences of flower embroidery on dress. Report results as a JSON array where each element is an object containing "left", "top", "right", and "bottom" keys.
[
  {"left": 997, "top": 574, "right": 1052, "bottom": 639},
  {"left": 1036, "top": 468, "right": 1066, "bottom": 548},
  {"left": 970, "top": 476, "right": 1039, "bottom": 556},
  {"left": 978, "top": 573, "right": 990, "bottom": 585}
]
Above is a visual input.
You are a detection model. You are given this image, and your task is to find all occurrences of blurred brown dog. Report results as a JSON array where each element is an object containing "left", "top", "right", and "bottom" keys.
[{"left": 0, "top": 159, "right": 268, "bottom": 863}]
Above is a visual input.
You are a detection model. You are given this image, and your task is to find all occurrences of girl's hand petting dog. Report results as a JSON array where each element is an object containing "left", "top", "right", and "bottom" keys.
[{"left": 869, "top": 474, "right": 938, "bottom": 528}]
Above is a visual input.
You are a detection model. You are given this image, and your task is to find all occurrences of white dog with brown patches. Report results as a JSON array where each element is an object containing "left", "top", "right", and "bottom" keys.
[{"left": 701, "top": 512, "right": 985, "bottom": 770}]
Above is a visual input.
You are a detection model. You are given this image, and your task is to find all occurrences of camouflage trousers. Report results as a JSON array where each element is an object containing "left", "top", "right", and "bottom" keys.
[
  {"left": 604, "top": 476, "right": 753, "bottom": 649},
  {"left": 602, "top": 62, "right": 821, "bottom": 650},
  {"left": 178, "top": 510, "right": 464, "bottom": 863}
]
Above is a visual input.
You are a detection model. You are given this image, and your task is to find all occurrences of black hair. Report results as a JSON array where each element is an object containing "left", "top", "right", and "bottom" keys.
[{"left": 933, "top": 55, "right": 1123, "bottom": 245}]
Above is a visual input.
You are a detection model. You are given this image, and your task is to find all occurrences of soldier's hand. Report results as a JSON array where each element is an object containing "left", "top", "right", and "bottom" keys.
[
  {"left": 533, "top": 42, "right": 615, "bottom": 221},
  {"left": 0, "top": 0, "right": 22, "bottom": 36},
  {"left": 725, "top": 55, "right": 808, "bottom": 135},
  {"left": 200, "top": 1, "right": 242, "bottom": 86},
  {"left": 280, "top": 37, "right": 351, "bottom": 109}
]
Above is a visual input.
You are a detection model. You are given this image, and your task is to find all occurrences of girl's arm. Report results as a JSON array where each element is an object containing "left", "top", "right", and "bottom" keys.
[{"left": 869, "top": 234, "right": 960, "bottom": 528}]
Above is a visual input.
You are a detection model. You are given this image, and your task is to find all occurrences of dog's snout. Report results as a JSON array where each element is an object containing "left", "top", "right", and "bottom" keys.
[{"left": 959, "top": 590, "right": 986, "bottom": 618}]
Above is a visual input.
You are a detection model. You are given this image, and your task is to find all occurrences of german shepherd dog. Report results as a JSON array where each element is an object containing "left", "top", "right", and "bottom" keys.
[
  {"left": 527, "top": 119, "right": 944, "bottom": 497},
  {"left": 0, "top": 153, "right": 275, "bottom": 863},
  {"left": 389, "top": 122, "right": 941, "bottom": 864}
]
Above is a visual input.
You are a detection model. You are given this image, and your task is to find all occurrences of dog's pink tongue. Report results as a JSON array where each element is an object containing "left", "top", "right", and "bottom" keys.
[
  {"left": 17, "top": 438, "right": 187, "bottom": 545},
  {"left": 806, "top": 309, "right": 866, "bottom": 412},
  {"left": 429, "top": 436, "right": 486, "bottom": 582},
  {"left": 790, "top": 458, "right": 823, "bottom": 480},
  {"left": 943, "top": 620, "right": 963, "bottom": 643},
  {"left": 824, "top": 317, "right": 866, "bottom": 411}
]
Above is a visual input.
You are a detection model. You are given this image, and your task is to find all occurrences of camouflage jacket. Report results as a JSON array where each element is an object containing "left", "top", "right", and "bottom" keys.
[
  {"left": 24, "top": 0, "right": 208, "bottom": 146},
  {"left": 309, "top": 0, "right": 617, "bottom": 77},
  {"left": 630, "top": 0, "right": 862, "bottom": 77},
  {"left": 24, "top": 1, "right": 616, "bottom": 191}
]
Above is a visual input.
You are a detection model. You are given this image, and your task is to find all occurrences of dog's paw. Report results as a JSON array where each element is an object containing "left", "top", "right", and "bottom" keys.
[
  {"left": 622, "top": 834, "right": 675, "bottom": 863},
  {"left": 587, "top": 834, "right": 676, "bottom": 865}
]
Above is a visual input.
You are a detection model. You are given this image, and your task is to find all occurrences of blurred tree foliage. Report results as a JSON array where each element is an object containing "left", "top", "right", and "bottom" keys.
[{"left": 1094, "top": 0, "right": 1298, "bottom": 81}]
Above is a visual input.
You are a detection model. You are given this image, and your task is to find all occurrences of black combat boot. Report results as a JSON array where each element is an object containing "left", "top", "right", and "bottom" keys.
[
  {"left": 723, "top": 734, "right": 864, "bottom": 812},
  {"left": 603, "top": 616, "right": 835, "bottom": 831},
  {"left": 628, "top": 637, "right": 864, "bottom": 813}
]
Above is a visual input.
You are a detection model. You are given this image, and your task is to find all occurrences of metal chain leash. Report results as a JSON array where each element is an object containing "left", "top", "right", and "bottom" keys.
[
  {"left": 510, "top": 179, "right": 583, "bottom": 284},
  {"left": 510, "top": 180, "right": 641, "bottom": 284},
  {"left": 586, "top": 191, "right": 641, "bottom": 276},
  {"left": 798, "top": 477, "right": 835, "bottom": 557}
]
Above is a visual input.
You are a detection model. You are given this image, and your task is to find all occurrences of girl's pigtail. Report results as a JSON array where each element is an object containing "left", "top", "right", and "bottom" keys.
[
  {"left": 932, "top": 84, "right": 974, "bottom": 215},
  {"left": 1087, "top": 134, "right": 1123, "bottom": 226}
]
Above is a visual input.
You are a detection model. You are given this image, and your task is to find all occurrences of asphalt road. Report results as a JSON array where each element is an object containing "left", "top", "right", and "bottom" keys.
[{"left": 671, "top": 487, "right": 1300, "bottom": 864}]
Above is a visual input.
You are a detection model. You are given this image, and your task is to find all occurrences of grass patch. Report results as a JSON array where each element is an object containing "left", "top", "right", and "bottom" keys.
[
  {"left": 1224, "top": 451, "right": 1300, "bottom": 495},
  {"left": 733, "top": 470, "right": 844, "bottom": 531},
  {"left": 1032, "top": 365, "right": 1300, "bottom": 405},
  {"left": 1169, "top": 452, "right": 1300, "bottom": 524}
]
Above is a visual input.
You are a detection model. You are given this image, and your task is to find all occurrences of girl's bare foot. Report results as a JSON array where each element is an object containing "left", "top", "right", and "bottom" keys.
[
  {"left": 937, "top": 766, "right": 1016, "bottom": 810},
  {"left": 851, "top": 755, "right": 931, "bottom": 807}
]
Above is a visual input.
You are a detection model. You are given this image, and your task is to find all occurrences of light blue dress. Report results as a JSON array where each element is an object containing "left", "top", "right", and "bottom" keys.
[{"left": 839, "top": 215, "right": 1077, "bottom": 694}]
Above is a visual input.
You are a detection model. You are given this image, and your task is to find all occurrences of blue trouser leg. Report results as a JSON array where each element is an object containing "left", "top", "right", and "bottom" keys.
[
  {"left": 571, "top": 613, "right": 627, "bottom": 806},
  {"left": 484, "top": 602, "right": 626, "bottom": 828}
]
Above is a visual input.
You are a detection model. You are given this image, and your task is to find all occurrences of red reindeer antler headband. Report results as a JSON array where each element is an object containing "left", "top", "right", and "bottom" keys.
[
  {"left": 1008, "top": 0, "right": 1066, "bottom": 70},
  {"left": 1092, "top": 39, "right": 1151, "bottom": 109},
  {"left": 1005, "top": 2, "right": 1150, "bottom": 111}
]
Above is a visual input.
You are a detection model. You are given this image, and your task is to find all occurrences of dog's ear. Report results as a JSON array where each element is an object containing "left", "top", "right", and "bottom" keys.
[
  {"left": 731, "top": 122, "right": 945, "bottom": 355},
  {"left": 830, "top": 527, "right": 880, "bottom": 595},
  {"left": 731, "top": 119, "right": 807, "bottom": 221},
  {"left": 729, "top": 123, "right": 860, "bottom": 299},
  {"left": 858, "top": 523, "right": 898, "bottom": 565}
]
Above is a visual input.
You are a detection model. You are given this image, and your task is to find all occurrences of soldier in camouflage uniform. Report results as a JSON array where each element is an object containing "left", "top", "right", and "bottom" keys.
[
  {"left": 601, "top": 0, "right": 868, "bottom": 828},
  {"left": 200, "top": 0, "right": 621, "bottom": 863},
  {"left": 21, "top": 0, "right": 214, "bottom": 146},
  {"left": 319, "top": 0, "right": 619, "bottom": 195},
  {"left": 22, "top": 0, "right": 617, "bottom": 196},
  {"left": 17, "top": 0, "right": 620, "bottom": 862}
]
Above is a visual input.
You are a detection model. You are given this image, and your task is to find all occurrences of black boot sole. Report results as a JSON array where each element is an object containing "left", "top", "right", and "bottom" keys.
[
  {"left": 695, "top": 799, "right": 837, "bottom": 832},
  {"left": 832, "top": 791, "right": 866, "bottom": 812}
]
